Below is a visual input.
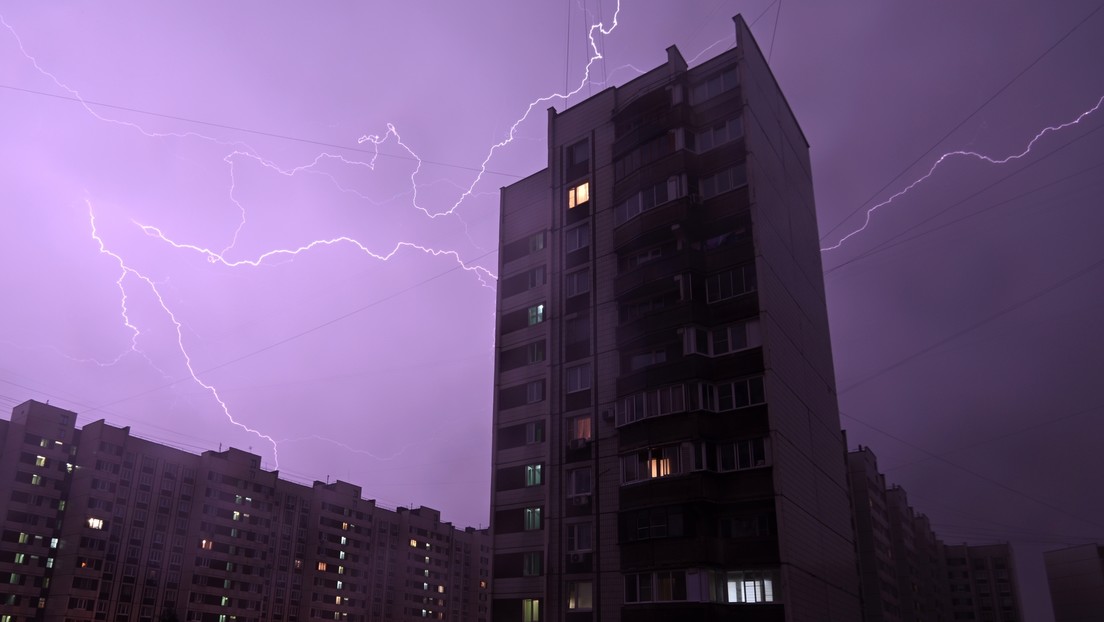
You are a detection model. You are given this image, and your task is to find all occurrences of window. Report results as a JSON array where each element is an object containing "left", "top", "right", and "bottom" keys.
[
  {"left": 625, "top": 507, "right": 685, "bottom": 541},
  {"left": 565, "top": 270, "right": 589, "bottom": 297},
  {"left": 620, "top": 244, "right": 668, "bottom": 272},
  {"left": 626, "top": 350, "right": 666, "bottom": 371},
  {"left": 564, "top": 223, "right": 590, "bottom": 252},
  {"left": 521, "top": 598, "right": 540, "bottom": 622},
  {"left": 614, "top": 176, "right": 684, "bottom": 225},
  {"left": 567, "top": 468, "right": 592, "bottom": 497},
  {"left": 522, "top": 552, "right": 542, "bottom": 577},
  {"left": 690, "top": 67, "right": 738, "bottom": 103},
  {"left": 704, "top": 265, "right": 756, "bottom": 303},
  {"left": 565, "top": 364, "right": 591, "bottom": 393},
  {"left": 693, "top": 117, "right": 744, "bottom": 152},
  {"left": 525, "top": 381, "right": 545, "bottom": 404},
  {"left": 34, "top": 455, "right": 46, "bottom": 467},
  {"left": 567, "top": 581, "right": 593, "bottom": 610},
  {"left": 717, "top": 570, "right": 777, "bottom": 603},
  {"left": 564, "top": 316, "right": 589, "bottom": 344},
  {"left": 625, "top": 571, "right": 688, "bottom": 603},
  {"left": 525, "top": 421, "right": 545, "bottom": 444},
  {"left": 566, "top": 139, "right": 590, "bottom": 181},
  {"left": 697, "top": 377, "right": 765, "bottom": 411},
  {"left": 527, "top": 266, "right": 546, "bottom": 289},
  {"left": 525, "top": 465, "right": 542, "bottom": 487},
  {"left": 527, "top": 304, "right": 545, "bottom": 325},
  {"left": 567, "top": 182, "right": 590, "bottom": 208},
  {"left": 621, "top": 445, "right": 682, "bottom": 484},
  {"left": 683, "top": 319, "right": 762, "bottom": 356},
  {"left": 616, "top": 385, "right": 686, "bottom": 426},
  {"left": 87, "top": 517, "right": 105, "bottom": 530},
  {"left": 528, "top": 232, "right": 545, "bottom": 253},
  {"left": 700, "top": 164, "right": 748, "bottom": 199},
  {"left": 526, "top": 341, "right": 545, "bottom": 364},
  {"left": 566, "top": 416, "right": 592, "bottom": 442},
  {"left": 694, "top": 438, "right": 768, "bottom": 472},
  {"left": 523, "top": 508, "right": 542, "bottom": 531},
  {"left": 566, "top": 522, "right": 593, "bottom": 553}
]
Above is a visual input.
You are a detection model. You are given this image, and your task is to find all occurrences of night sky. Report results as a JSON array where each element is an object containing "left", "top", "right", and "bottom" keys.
[{"left": 2, "top": 2, "right": 1102, "bottom": 620}]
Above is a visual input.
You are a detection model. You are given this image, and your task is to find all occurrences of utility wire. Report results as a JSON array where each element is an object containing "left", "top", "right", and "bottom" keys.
[
  {"left": 0, "top": 83, "right": 523, "bottom": 179},
  {"left": 839, "top": 251, "right": 1104, "bottom": 395},
  {"left": 819, "top": 2, "right": 1104, "bottom": 242},
  {"left": 842, "top": 409, "right": 1104, "bottom": 532}
]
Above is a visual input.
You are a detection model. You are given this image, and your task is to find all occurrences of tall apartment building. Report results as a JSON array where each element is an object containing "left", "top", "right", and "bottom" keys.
[
  {"left": 0, "top": 399, "right": 490, "bottom": 622},
  {"left": 1044, "top": 543, "right": 1104, "bottom": 621},
  {"left": 490, "top": 15, "right": 861, "bottom": 621},
  {"left": 943, "top": 544, "right": 1023, "bottom": 622},
  {"left": 847, "top": 446, "right": 951, "bottom": 622}
]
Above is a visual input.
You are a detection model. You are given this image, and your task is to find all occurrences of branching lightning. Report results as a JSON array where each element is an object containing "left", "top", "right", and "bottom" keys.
[
  {"left": 0, "top": 2, "right": 626, "bottom": 473},
  {"left": 88, "top": 202, "right": 282, "bottom": 466},
  {"left": 822, "top": 94, "right": 1104, "bottom": 252}
]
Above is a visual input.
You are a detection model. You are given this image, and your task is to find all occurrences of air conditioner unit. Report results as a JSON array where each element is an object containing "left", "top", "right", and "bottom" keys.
[{"left": 569, "top": 552, "right": 585, "bottom": 563}]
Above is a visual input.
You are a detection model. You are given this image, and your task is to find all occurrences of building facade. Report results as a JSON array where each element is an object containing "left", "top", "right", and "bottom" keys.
[
  {"left": 847, "top": 446, "right": 952, "bottom": 622},
  {"left": 1044, "top": 543, "right": 1104, "bottom": 622},
  {"left": 0, "top": 399, "right": 490, "bottom": 622},
  {"left": 943, "top": 544, "right": 1023, "bottom": 622},
  {"left": 490, "top": 15, "right": 861, "bottom": 622}
]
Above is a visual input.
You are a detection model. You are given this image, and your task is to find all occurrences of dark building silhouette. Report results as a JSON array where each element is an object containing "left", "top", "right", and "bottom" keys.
[
  {"left": 942, "top": 543, "right": 1023, "bottom": 622},
  {"left": 848, "top": 446, "right": 953, "bottom": 622},
  {"left": 1044, "top": 543, "right": 1104, "bottom": 622},
  {"left": 0, "top": 399, "right": 490, "bottom": 622},
  {"left": 490, "top": 15, "right": 861, "bottom": 621}
]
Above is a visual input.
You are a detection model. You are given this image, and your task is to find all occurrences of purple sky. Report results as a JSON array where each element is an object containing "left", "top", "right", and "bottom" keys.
[{"left": 2, "top": 2, "right": 1102, "bottom": 619}]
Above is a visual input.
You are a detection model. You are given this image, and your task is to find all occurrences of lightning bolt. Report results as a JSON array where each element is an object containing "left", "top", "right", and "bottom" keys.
[
  {"left": 1, "top": 1, "right": 625, "bottom": 476},
  {"left": 822, "top": 94, "right": 1104, "bottom": 252},
  {"left": 88, "top": 201, "right": 281, "bottom": 466}
]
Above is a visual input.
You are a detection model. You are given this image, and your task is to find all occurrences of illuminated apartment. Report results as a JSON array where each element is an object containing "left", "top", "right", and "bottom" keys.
[
  {"left": 0, "top": 399, "right": 489, "bottom": 622},
  {"left": 489, "top": 15, "right": 861, "bottom": 622}
]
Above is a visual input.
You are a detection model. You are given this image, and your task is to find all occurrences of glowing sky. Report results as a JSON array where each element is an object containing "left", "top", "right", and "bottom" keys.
[{"left": 1, "top": 2, "right": 1102, "bottom": 619}]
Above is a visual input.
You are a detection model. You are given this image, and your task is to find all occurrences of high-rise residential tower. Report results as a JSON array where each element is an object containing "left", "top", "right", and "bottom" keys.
[{"left": 490, "top": 15, "right": 861, "bottom": 622}]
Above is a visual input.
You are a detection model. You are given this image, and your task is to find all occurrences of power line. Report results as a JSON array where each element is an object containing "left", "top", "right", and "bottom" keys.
[
  {"left": 86, "top": 247, "right": 498, "bottom": 414},
  {"left": 0, "top": 83, "right": 524, "bottom": 179},
  {"left": 819, "top": 2, "right": 1104, "bottom": 242},
  {"left": 839, "top": 250, "right": 1104, "bottom": 395},
  {"left": 824, "top": 134, "right": 1104, "bottom": 277},
  {"left": 842, "top": 409, "right": 1104, "bottom": 532},
  {"left": 767, "top": 0, "right": 783, "bottom": 61}
]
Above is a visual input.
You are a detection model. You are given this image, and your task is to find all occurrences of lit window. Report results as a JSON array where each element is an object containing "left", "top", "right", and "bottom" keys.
[
  {"left": 567, "top": 581, "right": 593, "bottom": 610},
  {"left": 567, "top": 182, "right": 590, "bottom": 208},
  {"left": 30, "top": 474, "right": 43, "bottom": 486},
  {"left": 522, "top": 598, "right": 540, "bottom": 622},
  {"left": 318, "top": 562, "right": 328, "bottom": 571},
  {"left": 86, "top": 517, "right": 104, "bottom": 530},
  {"left": 621, "top": 446, "right": 682, "bottom": 484},
  {"left": 527, "top": 304, "right": 545, "bottom": 325},
  {"left": 525, "top": 464, "right": 542, "bottom": 487},
  {"left": 34, "top": 455, "right": 46, "bottom": 467},
  {"left": 567, "top": 416, "right": 592, "bottom": 442},
  {"left": 524, "top": 507, "right": 542, "bottom": 531},
  {"left": 200, "top": 539, "right": 212, "bottom": 550},
  {"left": 410, "top": 539, "right": 418, "bottom": 547},
  {"left": 720, "top": 570, "right": 777, "bottom": 603}
]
